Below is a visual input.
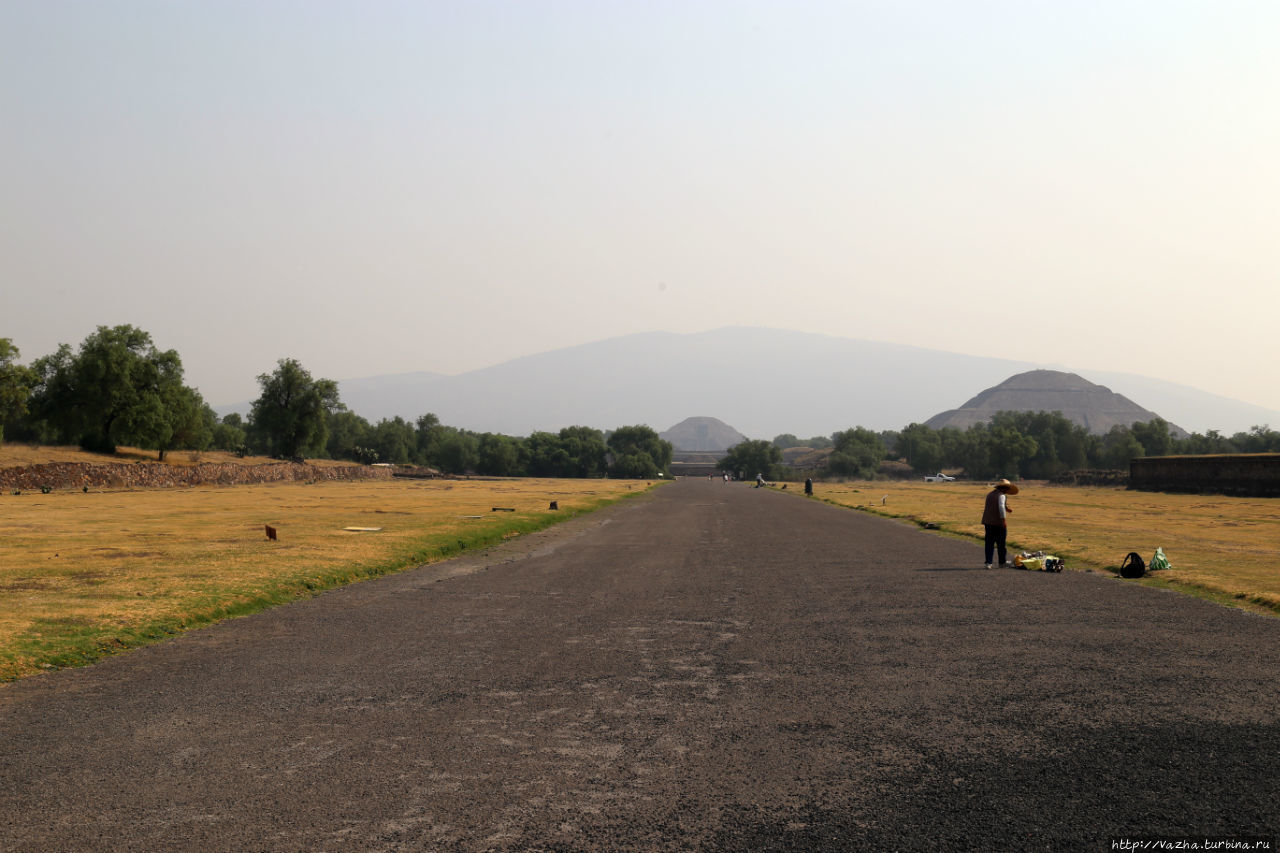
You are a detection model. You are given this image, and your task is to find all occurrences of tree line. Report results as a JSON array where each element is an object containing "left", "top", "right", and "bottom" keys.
[
  {"left": 0, "top": 326, "right": 672, "bottom": 478},
  {"left": 719, "top": 411, "right": 1280, "bottom": 483},
  {"left": 2, "top": 326, "right": 1275, "bottom": 481}
]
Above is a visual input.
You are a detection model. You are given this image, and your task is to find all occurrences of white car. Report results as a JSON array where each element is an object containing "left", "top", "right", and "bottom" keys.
[{"left": 923, "top": 472, "right": 955, "bottom": 482}]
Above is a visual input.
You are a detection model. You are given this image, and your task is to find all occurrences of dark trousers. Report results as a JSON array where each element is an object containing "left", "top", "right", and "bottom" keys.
[{"left": 984, "top": 524, "right": 1008, "bottom": 566}]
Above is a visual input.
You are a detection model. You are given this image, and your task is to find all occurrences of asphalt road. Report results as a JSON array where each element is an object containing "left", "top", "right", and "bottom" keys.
[{"left": 2, "top": 480, "right": 1277, "bottom": 851}]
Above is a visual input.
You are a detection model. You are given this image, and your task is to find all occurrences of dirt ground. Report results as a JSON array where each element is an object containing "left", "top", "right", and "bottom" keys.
[{"left": 1, "top": 479, "right": 1276, "bottom": 851}]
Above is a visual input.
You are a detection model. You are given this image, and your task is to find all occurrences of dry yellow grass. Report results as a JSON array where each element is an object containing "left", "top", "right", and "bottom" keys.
[
  {"left": 0, "top": 477, "right": 652, "bottom": 681},
  {"left": 805, "top": 480, "right": 1280, "bottom": 612}
]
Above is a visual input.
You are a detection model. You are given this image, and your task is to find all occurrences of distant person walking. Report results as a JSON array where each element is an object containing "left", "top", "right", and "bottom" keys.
[{"left": 982, "top": 479, "right": 1019, "bottom": 569}]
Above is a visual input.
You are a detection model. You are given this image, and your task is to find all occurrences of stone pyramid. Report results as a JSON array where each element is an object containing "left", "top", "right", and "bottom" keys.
[
  {"left": 660, "top": 417, "right": 748, "bottom": 452},
  {"left": 924, "top": 370, "right": 1183, "bottom": 435}
]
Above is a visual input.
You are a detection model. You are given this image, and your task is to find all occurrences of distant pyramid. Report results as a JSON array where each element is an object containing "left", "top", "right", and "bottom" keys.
[
  {"left": 660, "top": 417, "right": 748, "bottom": 452},
  {"left": 925, "top": 370, "right": 1185, "bottom": 436}
]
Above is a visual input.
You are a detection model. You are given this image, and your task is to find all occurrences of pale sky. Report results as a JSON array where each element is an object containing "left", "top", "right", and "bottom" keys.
[{"left": 3, "top": 1, "right": 1278, "bottom": 414}]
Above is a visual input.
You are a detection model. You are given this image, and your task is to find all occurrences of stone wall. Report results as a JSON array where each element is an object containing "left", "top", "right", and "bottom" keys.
[
  {"left": 0, "top": 461, "right": 393, "bottom": 492},
  {"left": 1130, "top": 454, "right": 1280, "bottom": 497},
  {"left": 1051, "top": 469, "right": 1129, "bottom": 488}
]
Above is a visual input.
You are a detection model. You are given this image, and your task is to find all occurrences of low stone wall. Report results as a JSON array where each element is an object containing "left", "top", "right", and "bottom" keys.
[
  {"left": 670, "top": 462, "right": 721, "bottom": 478},
  {"left": 390, "top": 466, "right": 443, "bottom": 479},
  {"left": 1130, "top": 454, "right": 1280, "bottom": 497},
  {"left": 0, "top": 461, "right": 393, "bottom": 492},
  {"left": 1051, "top": 469, "right": 1129, "bottom": 487}
]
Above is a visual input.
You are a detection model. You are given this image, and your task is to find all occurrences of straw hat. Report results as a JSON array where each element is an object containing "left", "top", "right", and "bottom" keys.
[{"left": 993, "top": 478, "right": 1020, "bottom": 495}]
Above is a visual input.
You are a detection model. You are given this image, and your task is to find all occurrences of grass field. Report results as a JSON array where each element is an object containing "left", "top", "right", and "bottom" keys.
[
  {"left": 0, "top": 476, "right": 654, "bottom": 682},
  {"left": 800, "top": 479, "right": 1280, "bottom": 614}
]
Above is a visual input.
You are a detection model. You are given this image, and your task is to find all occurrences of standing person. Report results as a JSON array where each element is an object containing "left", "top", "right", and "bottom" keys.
[{"left": 982, "top": 479, "right": 1019, "bottom": 569}]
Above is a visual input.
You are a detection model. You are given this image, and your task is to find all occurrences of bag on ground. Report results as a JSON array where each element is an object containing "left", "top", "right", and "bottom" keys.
[
  {"left": 1119, "top": 551, "right": 1145, "bottom": 578},
  {"left": 1149, "top": 547, "right": 1171, "bottom": 571}
]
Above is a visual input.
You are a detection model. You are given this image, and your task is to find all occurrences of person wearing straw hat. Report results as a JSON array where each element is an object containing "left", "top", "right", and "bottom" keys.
[{"left": 982, "top": 478, "right": 1019, "bottom": 569}]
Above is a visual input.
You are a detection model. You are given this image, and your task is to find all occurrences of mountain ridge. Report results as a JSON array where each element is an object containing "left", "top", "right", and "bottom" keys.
[{"left": 219, "top": 328, "right": 1279, "bottom": 438}]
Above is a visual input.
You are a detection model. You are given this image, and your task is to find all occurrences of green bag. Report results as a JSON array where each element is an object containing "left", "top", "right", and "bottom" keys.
[{"left": 1149, "top": 547, "right": 1171, "bottom": 571}]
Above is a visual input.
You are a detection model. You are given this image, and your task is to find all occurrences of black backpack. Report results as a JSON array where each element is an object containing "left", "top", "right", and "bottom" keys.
[{"left": 1119, "top": 552, "right": 1146, "bottom": 578}]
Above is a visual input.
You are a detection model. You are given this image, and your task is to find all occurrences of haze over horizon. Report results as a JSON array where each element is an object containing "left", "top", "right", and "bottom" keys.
[{"left": 4, "top": 3, "right": 1278, "bottom": 415}]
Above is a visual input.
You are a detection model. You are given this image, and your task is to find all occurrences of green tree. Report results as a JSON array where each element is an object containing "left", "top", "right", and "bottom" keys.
[
  {"left": 0, "top": 338, "right": 34, "bottom": 444},
  {"left": 1056, "top": 420, "right": 1093, "bottom": 473},
  {"left": 520, "top": 426, "right": 610, "bottom": 478},
  {"left": 939, "top": 426, "right": 988, "bottom": 478},
  {"left": 771, "top": 433, "right": 801, "bottom": 449},
  {"left": 827, "top": 427, "right": 886, "bottom": 478},
  {"left": 476, "top": 433, "right": 521, "bottom": 476},
  {"left": 369, "top": 416, "right": 416, "bottom": 465},
  {"left": 718, "top": 439, "right": 783, "bottom": 481},
  {"left": 606, "top": 425, "right": 672, "bottom": 478},
  {"left": 27, "top": 325, "right": 207, "bottom": 458},
  {"left": 557, "top": 425, "right": 608, "bottom": 477},
  {"left": 1232, "top": 425, "right": 1280, "bottom": 453},
  {"left": 987, "top": 424, "right": 1038, "bottom": 478},
  {"left": 211, "top": 412, "right": 249, "bottom": 454},
  {"left": 609, "top": 452, "right": 660, "bottom": 479},
  {"left": 1174, "top": 429, "right": 1236, "bottom": 455},
  {"left": 522, "top": 431, "right": 573, "bottom": 477},
  {"left": 414, "top": 413, "right": 444, "bottom": 465},
  {"left": 248, "top": 358, "right": 343, "bottom": 459},
  {"left": 151, "top": 384, "right": 213, "bottom": 460},
  {"left": 897, "top": 423, "right": 945, "bottom": 474},
  {"left": 432, "top": 428, "right": 479, "bottom": 474},
  {"left": 988, "top": 411, "right": 1091, "bottom": 479},
  {"left": 1131, "top": 418, "right": 1174, "bottom": 457},
  {"left": 324, "top": 410, "right": 371, "bottom": 461},
  {"left": 1101, "top": 425, "right": 1145, "bottom": 470}
]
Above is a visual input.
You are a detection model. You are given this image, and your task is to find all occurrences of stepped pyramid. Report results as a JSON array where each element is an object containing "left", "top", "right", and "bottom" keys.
[
  {"left": 659, "top": 417, "right": 748, "bottom": 452},
  {"left": 925, "top": 370, "right": 1185, "bottom": 436}
]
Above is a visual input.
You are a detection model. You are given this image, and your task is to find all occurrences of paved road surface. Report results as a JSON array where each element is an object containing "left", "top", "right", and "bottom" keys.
[{"left": 2, "top": 480, "right": 1278, "bottom": 851}]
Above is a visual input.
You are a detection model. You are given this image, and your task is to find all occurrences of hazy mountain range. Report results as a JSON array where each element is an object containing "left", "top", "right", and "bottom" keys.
[{"left": 223, "top": 328, "right": 1279, "bottom": 439}]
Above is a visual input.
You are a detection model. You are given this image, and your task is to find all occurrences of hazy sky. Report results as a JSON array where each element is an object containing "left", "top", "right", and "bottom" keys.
[{"left": 3, "top": 1, "right": 1277, "bottom": 413}]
